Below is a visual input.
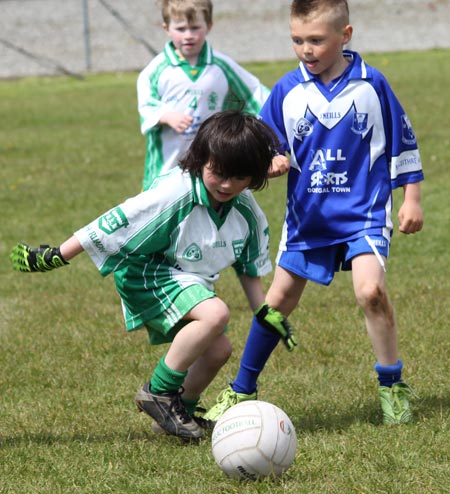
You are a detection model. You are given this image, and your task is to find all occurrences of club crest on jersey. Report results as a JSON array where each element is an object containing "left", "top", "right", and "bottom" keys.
[
  {"left": 351, "top": 112, "right": 368, "bottom": 134},
  {"left": 183, "top": 243, "right": 202, "bottom": 262},
  {"left": 98, "top": 207, "right": 129, "bottom": 234},
  {"left": 232, "top": 239, "right": 245, "bottom": 259},
  {"left": 208, "top": 91, "right": 218, "bottom": 110},
  {"left": 293, "top": 117, "right": 313, "bottom": 141},
  {"left": 401, "top": 114, "right": 416, "bottom": 145}
]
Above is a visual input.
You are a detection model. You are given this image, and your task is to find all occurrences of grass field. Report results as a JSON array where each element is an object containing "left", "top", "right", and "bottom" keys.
[{"left": 1, "top": 49, "right": 449, "bottom": 493}]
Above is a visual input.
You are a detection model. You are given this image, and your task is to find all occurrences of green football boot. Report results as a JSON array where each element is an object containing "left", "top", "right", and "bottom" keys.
[
  {"left": 203, "top": 385, "right": 257, "bottom": 421},
  {"left": 378, "top": 382, "right": 414, "bottom": 425}
]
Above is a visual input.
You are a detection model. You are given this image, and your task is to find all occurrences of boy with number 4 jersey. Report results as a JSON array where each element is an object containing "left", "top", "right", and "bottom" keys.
[
  {"left": 138, "top": 0, "right": 270, "bottom": 190},
  {"left": 10, "top": 111, "right": 284, "bottom": 441},
  {"left": 205, "top": 0, "right": 424, "bottom": 426}
]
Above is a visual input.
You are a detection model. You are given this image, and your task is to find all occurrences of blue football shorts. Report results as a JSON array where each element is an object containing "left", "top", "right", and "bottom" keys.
[{"left": 276, "top": 235, "right": 390, "bottom": 286}]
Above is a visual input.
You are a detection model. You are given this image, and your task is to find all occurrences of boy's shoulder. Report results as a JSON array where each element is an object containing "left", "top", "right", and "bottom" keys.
[
  {"left": 209, "top": 47, "right": 244, "bottom": 67},
  {"left": 139, "top": 49, "right": 168, "bottom": 75},
  {"left": 346, "top": 51, "right": 388, "bottom": 84},
  {"left": 150, "top": 166, "right": 190, "bottom": 188},
  {"left": 234, "top": 189, "right": 266, "bottom": 215},
  {"left": 270, "top": 65, "right": 304, "bottom": 93}
]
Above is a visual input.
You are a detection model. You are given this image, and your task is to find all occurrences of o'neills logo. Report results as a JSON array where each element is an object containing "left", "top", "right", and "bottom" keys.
[{"left": 280, "top": 419, "right": 293, "bottom": 435}]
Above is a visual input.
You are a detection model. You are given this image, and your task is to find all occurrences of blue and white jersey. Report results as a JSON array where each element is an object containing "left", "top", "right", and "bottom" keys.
[{"left": 260, "top": 50, "right": 424, "bottom": 251}]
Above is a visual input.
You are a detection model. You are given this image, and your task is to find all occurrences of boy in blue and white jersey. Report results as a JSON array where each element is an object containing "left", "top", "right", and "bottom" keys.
[
  {"left": 137, "top": 0, "right": 270, "bottom": 190},
  {"left": 9, "top": 111, "right": 284, "bottom": 441},
  {"left": 205, "top": 0, "right": 424, "bottom": 426}
]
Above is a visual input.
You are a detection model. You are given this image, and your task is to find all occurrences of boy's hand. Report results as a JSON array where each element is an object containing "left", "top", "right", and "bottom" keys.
[
  {"left": 398, "top": 203, "right": 423, "bottom": 234},
  {"left": 398, "top": 183, "right": 423, "bottom": 234},
  {"left": 398, "top": 200, "right": 424, "bottom": 234},
  {"left": 255, "top": 303, "right": 297, "bottom": 352},
  {"left": 159, "top": 111, "right": 194, "bottom": 134},
  {"left": 10, "top": 243, "right": 69, "bottom": 272},
  {"left": 268, "top": 154, "right": 290, "bottom": 178}
]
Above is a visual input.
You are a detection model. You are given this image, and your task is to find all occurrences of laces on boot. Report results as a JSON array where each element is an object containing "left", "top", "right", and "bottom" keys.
[{"left": 170, "top": 389, "right": 192, "bottom": 424}]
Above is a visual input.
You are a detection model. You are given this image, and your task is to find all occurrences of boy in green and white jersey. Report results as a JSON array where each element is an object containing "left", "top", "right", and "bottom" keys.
[
  {"left": 10, "top": 111, "right": 287, "bottom": 441},
  {"left": 137, "top": 0, "right": 270, "bottom": 190}
]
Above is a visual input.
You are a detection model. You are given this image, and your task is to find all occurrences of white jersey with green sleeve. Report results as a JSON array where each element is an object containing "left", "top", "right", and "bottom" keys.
[
  {"left": 74, "top": 168, "right": 271, "bottom": 331},
  {"left": 137, "top": 41, "right": 270, "bottom": 190}
]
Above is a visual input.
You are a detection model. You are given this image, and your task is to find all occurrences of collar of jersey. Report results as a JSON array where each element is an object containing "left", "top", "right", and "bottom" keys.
[
  {"left": 297, "top": 50, "right": 371, "bottom": 84},
  {"left": 191, "top": 172, "right": 236, "bottom": 228},
  {"left": 164, "top": 41, "right": 212, "bottom": 81}
]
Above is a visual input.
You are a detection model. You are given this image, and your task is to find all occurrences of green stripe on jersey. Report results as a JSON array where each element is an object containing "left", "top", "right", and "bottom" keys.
[
  {"left": 214, "top": 57, "right": 263, "bottom": 115},
  {"left": 100, "top": 191, "right": 193, "bottom": 275}
]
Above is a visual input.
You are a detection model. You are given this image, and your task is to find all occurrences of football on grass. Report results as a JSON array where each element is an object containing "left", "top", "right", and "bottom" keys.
[{"left": 211, "top": 400, "right": 297, "bottom": 480}]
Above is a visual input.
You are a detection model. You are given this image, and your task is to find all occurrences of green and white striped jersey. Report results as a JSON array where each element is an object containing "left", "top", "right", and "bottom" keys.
[
  {"left": 74, "top": 168, "right": 271, "bottom": 329},
  {"left": 137, "top": 41, "right": 270, "bottom": 189}
]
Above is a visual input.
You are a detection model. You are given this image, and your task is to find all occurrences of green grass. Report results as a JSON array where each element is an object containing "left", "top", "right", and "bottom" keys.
[{"left": 1, "top": 49, "right": 449, "bottom": 493}]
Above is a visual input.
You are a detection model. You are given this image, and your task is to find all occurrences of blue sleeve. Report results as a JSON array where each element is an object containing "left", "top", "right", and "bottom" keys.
[
  {"left": 372, "top": 70, "right": 424, "bottom": 188},
  {"left": 259, "top": 74, "right": 294, "bottom": 155}
]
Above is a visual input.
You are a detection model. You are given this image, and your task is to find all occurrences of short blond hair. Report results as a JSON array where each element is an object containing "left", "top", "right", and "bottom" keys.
[
  {"left": 160, "top": 0, "right": 213, "bottom": 26},
  {"left": 290, "top": 0, "right": 349, "bottom": 30}
]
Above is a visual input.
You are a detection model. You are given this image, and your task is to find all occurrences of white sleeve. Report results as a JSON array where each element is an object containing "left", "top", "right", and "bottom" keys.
[{"left": 137, "top": 58, "right": 171, "bottom": 135}]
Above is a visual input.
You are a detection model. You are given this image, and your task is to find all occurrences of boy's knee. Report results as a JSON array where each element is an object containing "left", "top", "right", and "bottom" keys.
[
  {"left": 217, "top": 304, "right": 231, "bottom": 330},
  {"left": 356, "top": 283, "right": 390, "bottom": 313},
  {"left": 207, "top": 298, "right": 231, "bottom": 332}
]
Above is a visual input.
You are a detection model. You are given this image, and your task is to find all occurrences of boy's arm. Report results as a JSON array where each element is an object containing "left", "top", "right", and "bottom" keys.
[
  {"left": 60, "top": 236, "right": 84, "bottom": 260},
  {"left": 137, "top": 60, "right": 193, "bottom": 134},
  {"left": 398, "top": 182, "right": 424, "bottom": 234},
  {"left": 238, "top": 274, "right": 265, "bottom": 312},
  {"left": 9, "top": 235, "right": 83, "bottom": 273}
]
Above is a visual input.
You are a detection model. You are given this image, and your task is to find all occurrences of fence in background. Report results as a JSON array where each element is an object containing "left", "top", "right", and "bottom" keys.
[{"left": 0, "top": 0, "right": 449, "bottom": 79}]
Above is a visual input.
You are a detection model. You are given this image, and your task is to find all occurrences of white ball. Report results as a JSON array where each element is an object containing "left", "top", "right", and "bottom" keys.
[{"left": 211, "top": 400, "right": 297, "bottom": 480}]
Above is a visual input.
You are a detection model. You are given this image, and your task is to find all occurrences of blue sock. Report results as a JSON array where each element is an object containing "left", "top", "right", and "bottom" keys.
[
  {"left": 374, "top": 360, "right": 403, "bottom": 387},
  {"left": 232, "top": 315, "right": 280, "bottom": 394}
]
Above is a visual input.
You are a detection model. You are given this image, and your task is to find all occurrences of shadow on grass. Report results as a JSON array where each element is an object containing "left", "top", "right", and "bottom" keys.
[
  {"left": 0, "top": 429, "right": 199, "bottom": 448},
  {"left": 1, "top": 395, "right": 448, "bottom": 447},
  {"left": 292, "top": 394, "right": 450, "bottom": 433}
]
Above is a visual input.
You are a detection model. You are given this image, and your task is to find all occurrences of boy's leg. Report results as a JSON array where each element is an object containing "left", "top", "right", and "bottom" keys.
[
  {"left": 351, "top": 254, "right": 413, "bottom": 424},
  {"left": 182, "top": 332, "right": 232, "bottom": 403},
  {"left": 234, "top": 267, "right": 306, "bottom": 392},
  {"left": 204, "top": 267, "right": 306, "bottom": 420},
  {"left": 351, "top": 254, "right": 398, "bottom": 365},
  {"left": 137, "top": 297, "right": 231, "bottom": 438}
]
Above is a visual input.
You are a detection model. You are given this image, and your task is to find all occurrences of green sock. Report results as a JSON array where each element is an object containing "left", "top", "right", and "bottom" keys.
[
  {"left": 150, "top": 356, "right": 187, "bottom": 395},
  {"left": 182, "top": 397, "right": 200, "bottom": 416}
]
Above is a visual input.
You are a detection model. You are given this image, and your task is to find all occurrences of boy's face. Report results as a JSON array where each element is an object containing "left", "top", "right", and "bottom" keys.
[
  {"left": 164, "top": 14, "right": 212, "bottom": 64},
  {"left": 202, "top": 164, "right": 251, "bottom": 211},
  {"left": 290, "top": 13, "right": 352, "bottom": 83}
]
